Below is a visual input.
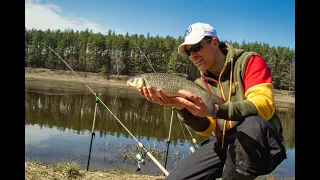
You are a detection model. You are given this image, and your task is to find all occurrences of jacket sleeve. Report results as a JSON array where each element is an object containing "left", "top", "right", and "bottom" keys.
[{"left": 216, "top": 55, "right": 275, "bottom": 121}]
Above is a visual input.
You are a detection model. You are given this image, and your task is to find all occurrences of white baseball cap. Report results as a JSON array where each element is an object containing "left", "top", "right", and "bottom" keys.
[{"left": 178, "top": 22, "right": 218, "bottom": 55}]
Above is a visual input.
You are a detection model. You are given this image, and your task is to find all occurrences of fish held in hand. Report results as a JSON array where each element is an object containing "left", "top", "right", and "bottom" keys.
[{"left": 126, "top": 73, "right": 225, "bottom": 107}]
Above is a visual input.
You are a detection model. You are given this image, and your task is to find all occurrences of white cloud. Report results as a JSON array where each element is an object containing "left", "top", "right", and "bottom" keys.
[
  {"left": 25, "top": 0, "right": 104, "bottom": 33},
  {"left": 25, "top": 124, "right": 90, "bottom": 145},
  {"left": 25, "top": 124, "right": 61, "bottom": 145}
]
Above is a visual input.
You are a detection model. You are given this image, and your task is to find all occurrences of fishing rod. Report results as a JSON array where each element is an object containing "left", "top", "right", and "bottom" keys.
[
  {"left": 132, "top": 41, "right": 175, "bottom": 170},
  {"left": 39, "top": 42, "right": 169, "bottom": 176},
  {"left": 87, "top": 92, "right": 101, "bottom": 171},
  {"left": 164, "top": 107, "right": 174, "bottom": 170}
]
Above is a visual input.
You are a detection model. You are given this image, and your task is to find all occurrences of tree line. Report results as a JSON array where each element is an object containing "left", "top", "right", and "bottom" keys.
[{"left": 25, "top": 28, "right": 295, "bottom": 91}]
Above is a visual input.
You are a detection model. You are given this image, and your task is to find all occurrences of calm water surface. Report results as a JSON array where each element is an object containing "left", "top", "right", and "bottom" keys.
[{"left": 25, "top": 77, "right": 295, "bottom": 178}]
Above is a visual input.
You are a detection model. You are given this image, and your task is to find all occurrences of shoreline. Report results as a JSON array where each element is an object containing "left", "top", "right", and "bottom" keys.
[
  {"left": 25, "top": 158, "right": 166, "bottom": 180},
  {"left": 25, "top": 158, "right": 286, "bottom": 180},
  {"left": 25, "top": 67, "right": 295, "bottom": 105}
]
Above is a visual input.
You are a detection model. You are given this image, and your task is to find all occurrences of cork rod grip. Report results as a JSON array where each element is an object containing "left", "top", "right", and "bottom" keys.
[{"left": 146, "top": 152, "right": 169, "bottom": 176}]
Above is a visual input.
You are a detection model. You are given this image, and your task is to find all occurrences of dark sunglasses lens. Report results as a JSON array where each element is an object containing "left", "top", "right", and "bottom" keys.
[
  {"left": 185, "top": 49, "right": 191, "bottom": 56},
  {"left": 192, "top": 43, "right": 202, "bottom": 52},
  {"left": 185, "top": 42, "right": 203, "bottom": 56}
]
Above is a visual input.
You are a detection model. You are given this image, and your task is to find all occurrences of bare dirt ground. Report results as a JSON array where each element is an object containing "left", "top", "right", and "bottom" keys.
[{"left": 25, "top": 67, "right": 295, "bottom": 105}]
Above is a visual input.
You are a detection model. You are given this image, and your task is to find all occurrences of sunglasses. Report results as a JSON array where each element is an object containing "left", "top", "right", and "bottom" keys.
[{"left": 185, "top": 38, "right": 212, "bottom": 56}]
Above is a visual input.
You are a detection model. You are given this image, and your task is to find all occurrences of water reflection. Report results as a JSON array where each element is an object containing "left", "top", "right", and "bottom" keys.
[{"left": 25, "top": 78, "right": 295, "bottom": 177}]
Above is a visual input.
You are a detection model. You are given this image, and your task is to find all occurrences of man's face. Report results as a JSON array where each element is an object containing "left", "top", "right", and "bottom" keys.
[{"left": 185, "top": 38, "right": 218, "bottom": 71}]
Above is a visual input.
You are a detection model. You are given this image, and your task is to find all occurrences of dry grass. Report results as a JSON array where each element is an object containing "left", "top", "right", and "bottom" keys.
[
  {"left": 25, "top": 159, "right": 166, "bottom": 180},
  {"left": 25, "top": 159, "right": 293, "bottom": 180}
]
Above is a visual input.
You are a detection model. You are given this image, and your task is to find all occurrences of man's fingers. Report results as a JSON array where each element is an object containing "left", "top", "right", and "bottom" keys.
[
  {"left": 142, "top": 87, "right": 153, "bottom": 102},
  {"left": 146, "top": 87, "right": 167, "bottom": 105},
  {"left": 175, "top": 97, "right": 197, "bottom": 109},
  {"left": 178, "top": 89, "right": 202, "bottom": 104},
  {"left": 147, "top": 87, "right": 159, "bottom": 101},
  {"left": 138, "top": 89, "right": 145, "bottom": 96},
  {"left": 140, "top": 87, "right": 179, "bottom": 106},
  {"left": 177, "top": 89, "right": 191, "bottom": 97},
  {"left": 157, "top": 89, "right": 171, "bottom": 102}
]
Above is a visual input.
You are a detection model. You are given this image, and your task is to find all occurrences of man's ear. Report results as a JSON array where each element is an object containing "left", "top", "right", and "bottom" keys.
[{"left": 212, "top": 37, "right": 219, "bottom": 47}]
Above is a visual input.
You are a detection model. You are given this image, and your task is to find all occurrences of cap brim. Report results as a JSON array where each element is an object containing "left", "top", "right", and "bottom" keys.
[{"left": 178, "top": 36, "right": 204, "bottom": 55}]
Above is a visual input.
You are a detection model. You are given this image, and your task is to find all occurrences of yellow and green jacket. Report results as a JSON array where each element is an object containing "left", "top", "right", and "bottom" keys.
[{"left": 175, "top": 43, "right": 282, "bottom": 142}]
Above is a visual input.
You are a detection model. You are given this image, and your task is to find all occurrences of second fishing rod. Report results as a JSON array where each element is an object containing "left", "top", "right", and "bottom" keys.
[{"left": 132, "top": 41, "right": 199, "bottom": 169}]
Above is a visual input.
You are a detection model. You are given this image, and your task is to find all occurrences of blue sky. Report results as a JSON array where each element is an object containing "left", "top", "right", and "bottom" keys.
[{"left": 25, "top": 0, "right": 295, "bottom": 49}]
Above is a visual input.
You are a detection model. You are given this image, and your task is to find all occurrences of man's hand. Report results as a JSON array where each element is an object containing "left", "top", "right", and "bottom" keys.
[
  {"left": 138, "top": 87, "right": 185, "bottom": 110},
  {"left": 174, "top": 89, "right": 214, "bottom": 117}
]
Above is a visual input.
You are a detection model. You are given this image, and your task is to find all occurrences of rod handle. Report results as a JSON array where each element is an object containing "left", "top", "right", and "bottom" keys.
[{"left": 146, "top": 152, "right": 169, "bottom": 176}]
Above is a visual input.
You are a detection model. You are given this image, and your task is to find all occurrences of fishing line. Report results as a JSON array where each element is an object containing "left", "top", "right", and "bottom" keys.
[
  {"left": 178, "top": 120, "right": 196, "bottom": 154},
  {"left": 178, "top": 116, "right": 187, "bottom": 144},
  {"left": 110, "top": 94, "right": 121, "bottom": 132},
  {"left": 132, "top": 41, "right": 157, "bottom": 73},
  {"left": 184, "top": 124, "right": 199, "bottom": 149},
  {"left": 39, "top": 42, "right": 169, "bottom": 176}
]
